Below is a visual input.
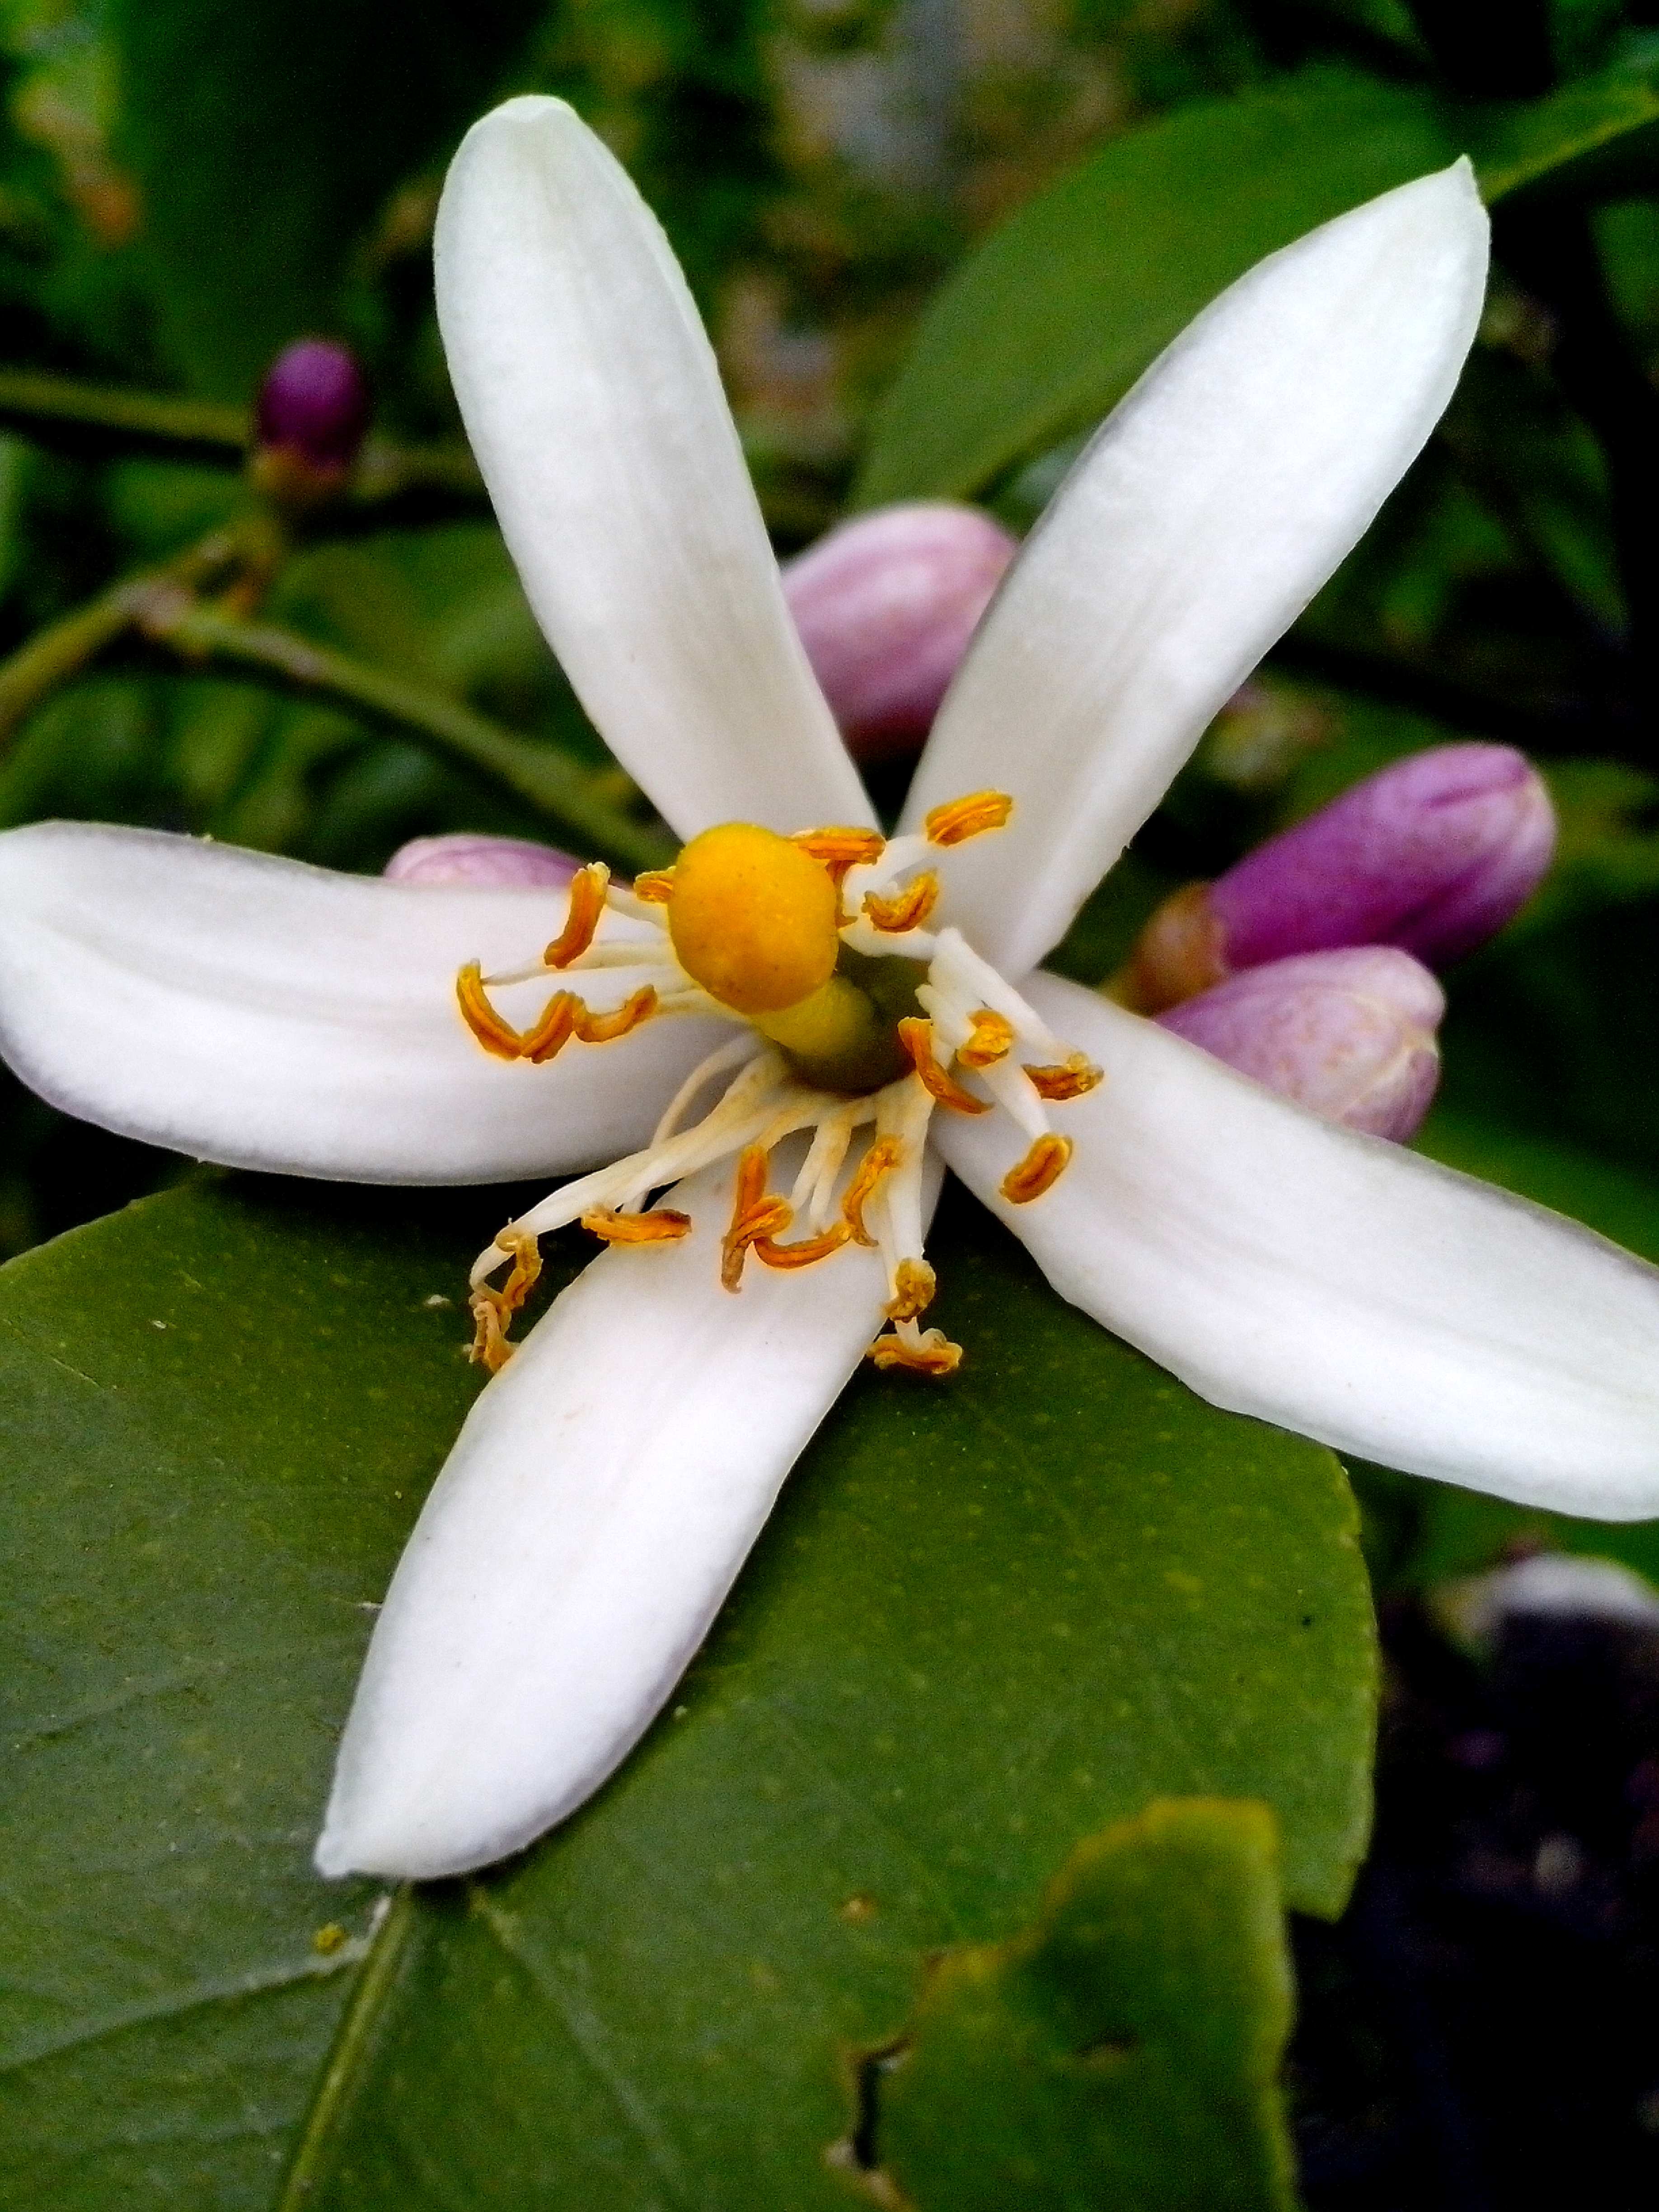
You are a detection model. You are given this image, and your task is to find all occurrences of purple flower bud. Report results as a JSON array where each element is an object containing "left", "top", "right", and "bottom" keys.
[
  {"left": 1158, "top": 947, "right": 1443, "bottom": 1142},
  {"left": 384, "top": 834, "right": 584, "bottom": 889},
  {"left": 1210, "top": 743, "right": 1556, "bottom": 972},
  {"left": 253, "top": 340, "right": 371, "bottom": 492},
  {"left": 783, "top": 502, "right": 1017, "bottom": 760}
]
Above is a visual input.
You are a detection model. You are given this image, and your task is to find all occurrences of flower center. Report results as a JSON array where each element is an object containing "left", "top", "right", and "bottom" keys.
[{"left": 452, "top": 793, "right": 1101, "bottom": 1378}]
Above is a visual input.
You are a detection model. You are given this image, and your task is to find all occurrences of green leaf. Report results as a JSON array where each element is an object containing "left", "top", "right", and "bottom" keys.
[
  {"left": 853, "top": 76, "right": 1457, "bottom": 507},
  {"left": 0, "top": 1178, "right": 1372, "bottom": 2204},
  {"left": 109, "top": 0, "right": 544, "bottom": 397},
  {"left": 1465, "top": 63, "right": 1659, "bottom": 204},
  {"left": 865, "top": 1800, "right": 1296, "bottom": 2212},
  {"left": 854, "top": 65, "right": 1659, "bottom": 509}
]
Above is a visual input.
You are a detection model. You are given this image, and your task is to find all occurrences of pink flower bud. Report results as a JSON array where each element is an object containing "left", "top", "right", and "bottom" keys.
[
  {"left": 1210, "top": 742, "right": 1556, "bottom": 971},
  {"left": 251, "top": 341, "right": 371, "bottom": 504},
  {"left": 1158, "top": 947, "right": 1443, "bottom": 1142},
  {"left": 383, "top": 834, "right": 583, "bottom": 889},
  {"left": 783, "top": 502, "right": 1017, "bottom": 759}
]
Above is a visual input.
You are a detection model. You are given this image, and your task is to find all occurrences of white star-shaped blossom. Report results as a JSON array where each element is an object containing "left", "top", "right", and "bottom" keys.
[{"left": 2, "top": 100, "right": 1657, "bottom": 1884}]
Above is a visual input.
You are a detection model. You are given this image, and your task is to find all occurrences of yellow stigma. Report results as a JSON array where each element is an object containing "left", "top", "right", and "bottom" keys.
[{"left": 667, "top": 822, "right": 841, "bottom": 1016}]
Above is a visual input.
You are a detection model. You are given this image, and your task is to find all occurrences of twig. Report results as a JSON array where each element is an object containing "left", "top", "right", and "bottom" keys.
[
  {"left": 0, "top": 367, "right": 247, "bottom": 458},
  {"left": 132, "top": 590, "right": 674, "bottom": 875},
  {"left": 0, "top": 529, "right": 248, "bottom": 745}
]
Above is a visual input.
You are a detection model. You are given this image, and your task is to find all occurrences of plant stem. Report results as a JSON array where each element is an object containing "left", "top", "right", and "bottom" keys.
[
  {"left": 136, "top": 592, "right": 674, "bottom": 875},
  {"left": 0, "top": 367, "right": 248, "bottom": 458},
  {"left": 0, "top": 583, "right": 141, "bottom": 743}
]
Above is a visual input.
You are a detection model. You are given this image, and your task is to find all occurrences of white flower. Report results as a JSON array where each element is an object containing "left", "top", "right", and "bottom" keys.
[{"left": 1, "top": 100, "right": 1656, "bottom": 1885}]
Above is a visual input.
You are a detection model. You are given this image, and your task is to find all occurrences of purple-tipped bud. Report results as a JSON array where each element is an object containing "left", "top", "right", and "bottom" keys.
[
  {"left": 252, "top": 340, "right": 371, "bottom": 502},
  {"left": 1116, "top": 744, "right": 1555, "bottom": 1015},
  {"left": 1211, "top": 742, "right": 1556, "bottom": 971},
  {"left": 783, "top": 501, "right": 1017, "bottom": 760},
  {"left": 1158, "top": 947, "right": 1444, "bottom": 1142},
  {"left": 384, "top": 834, "right": 584, "bottom": 889}
]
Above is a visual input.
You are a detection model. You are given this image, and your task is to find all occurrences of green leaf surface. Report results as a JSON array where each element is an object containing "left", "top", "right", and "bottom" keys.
[
  {"left": 853, "top": 76, "right": 1455, "bottom": 507},
  {"left": 867, "top": 1800, "right": 1296, "bottom": 2212},
  {"left": 1, "top": 1177, "right": 1372, "bottom": 2206},
  {"left": 854, "top": 65, "right": 1659, "bottom": 508},
  {"left": 1467, "top": 64, "right": 1659, "bottom": 203},
  {"left": 109, "top": 0, "right": 543, "bottom": 397}
]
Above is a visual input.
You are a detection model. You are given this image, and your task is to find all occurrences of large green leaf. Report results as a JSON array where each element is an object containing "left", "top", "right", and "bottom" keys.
[
  {"left": 1469, "top": 62, "right": 1659, "bottom": 203},
  {"left": 869, "top": 1800, "right": 1297, "bottom": 2212},
  {"left": 854, "top": 65, "right": 1659, "bottom": 507},
  {"left": 109, "top": 0, "right": 543, "bottom": 397},
  {"left": 0, "top": 1177, "right": 1371, "bottom": 2206},
  {"left": 854, "top": 77, "right": 1454, "bottom": 508}
]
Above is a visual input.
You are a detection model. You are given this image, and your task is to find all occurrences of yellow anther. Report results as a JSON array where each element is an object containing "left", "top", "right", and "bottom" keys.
[
  {"left": 571, "top": 986, "right": 657, "bottom": 1045},
  {"left": 456, "top": 961, "right": 525, "bottom": 1060},
  {"left": 957, "top": 1008, "right": 1015, "bottom": 1069},
  {"left": 468, "top": 1225, "right": 543, "bottom": 1372},
  {"left": 841, "top": 1136, "right": 900, "bottom": 1246},
  {"left": 721, "top": 1146, "right": 794, "bottom": 1289},
  {"left": 868, "top": 1324, "right": 962, "bottom": 1375},
  {"left": 897, "top": 1017, "right": 992, "bottom": 1115},
  {"left": 581, "top": 1206, "right": 692, "bottom": 1246},
  {"left": 790, "top": 825, "right": 886, "bottom": 886},
  {"left": 633, "top": 869, "right": 675, "bottom": 904},
  {"left": 1023, "top": 1055, "right": 1103, "bottom": 1102},
  {"left": 1001, "top": 1133, "right": 1073, "bottom": 1204},
  {"left": 543, "top": 863, "right": 609, "bottom": 968},
  {"left": 862, "top": 871, "right": 939, "bottom": 934},
  {"left": 886, "top": 1258, "right": 936, "bottom": 1322},
  {"left": 455, "top": 966, "right": 656, "bottom": 1066},
  {"left": 923, "top": 790, "right": 1012, "bottom": 847},
  {"left": 668, "top": 822, "right": 842, "bottom": 1016}
]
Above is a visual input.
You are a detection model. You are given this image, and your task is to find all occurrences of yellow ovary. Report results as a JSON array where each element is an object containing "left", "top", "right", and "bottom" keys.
[{"left": 666, "top": 823, "right": 841, "bottom": 1016}]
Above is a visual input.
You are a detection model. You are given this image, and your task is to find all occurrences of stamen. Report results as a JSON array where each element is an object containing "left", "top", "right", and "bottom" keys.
[
  {"left": 791, "top": 826, "right": 886, "bottom": 886},
  {"left": 840, "top": 1135, "right": 900, "bottom": 1246},
  {"left": 571, "top": 986, "right": 657, "bottom": 1044},
  {"left": 1024, "top": 1055, "right": 1104, "bottom": 1101},
  {"left": 923, "top": 790, "right": 1013, "bottom": 847},
  {"left": 721, "top": 1146, "right": 793, "bottom": 1290},
  {"left": 651, "top": 1036, "right": 765, "bottom": 1148},
  {"left": 886, "top": 1257, "right": 936, "bottom": 1321},
  {"left": 468, "top": 1224, "right": 543, "bottom": 1372},
  {"left": 753, "top": 1223, "right": 849, "bottom": 1270},
  {"left": 1001, "top": 1133, "right": 1073, "bottom": 1204},
  {"left": 581, "top": 1206, "right": 692, "bottom": 1245},
  {"left": 518, "top": 991, "right": 577, "bottom": 1064},
  {"left": 633, "top": 869, "right": 675, "bottom": 904},
  {"left": 456, "top": 961, "right": 526, "bottom": 1060},
  {"left": 862, "top": 871, "right": 939, "bottom": 934},
  {"left": 897, "top": 1017, "right": 992, "bottom": 1115},
  {"left": 543, "top": 863, "right": 610, "bottom": 968},
  {"left": 868, "top": 1319, "right": 962, "bottom": 1375},
  {"left": 958, "top": 1008, "right": 1015, "bottom": 1069}
]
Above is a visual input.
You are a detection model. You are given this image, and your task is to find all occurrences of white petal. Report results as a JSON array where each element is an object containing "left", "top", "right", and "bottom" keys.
[
  {"left": 934, "top": 972, "right": 1659, "bottom": 1518},
  {"left": 904, "top": 162, "right": 1490, "bottom": 978},
  {"left": 314, "top": 1153, "right": 893, "bottom": 1879},
  {"left": 435, "top": 97, "right": 873, "bottom": 839},
  {"left": 0, "top": 823, "right": 726, "bottom": 1181}
]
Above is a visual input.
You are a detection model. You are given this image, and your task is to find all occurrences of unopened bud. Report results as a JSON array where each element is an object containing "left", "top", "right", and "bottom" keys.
[
  {"left": 1116, "top": 744, "right": 1555, "bottom": 1013},
  {"left": 1158, "top": 947, "right": 1443, "bottom": 1142},
  {"left": 251, "top": 340, "right": 371, "bottom": 506},
  {"left": 1211, "top": 742, "right": 1556, "bottom": 971},
  {"left": 783, "top": 502, "right": 1017, "bottom": 760},
  {"left": 384, "top": 834, "right": 583, "bottom": 889}
]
